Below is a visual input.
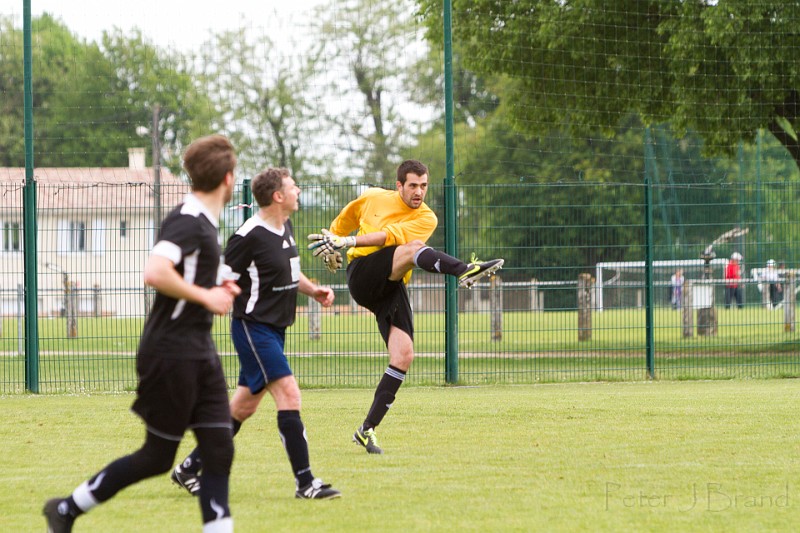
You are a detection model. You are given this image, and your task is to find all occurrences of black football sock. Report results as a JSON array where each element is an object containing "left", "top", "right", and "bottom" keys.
[
  {"left": 72, "top": 432, "right": 179, "bottom": 509},
  {"left": 277, "top": 410, "right": 314, "bottom": 488},
  {"left": 413, "top": 246, "right": 469, "bottom": 276},
  {"left": 182, "top": 418, "right": 241, "bottom": 474},
  {"left": 363, "top": 365, "right": 406, "bottom": 430},
  {"left": 199, "top": 473, "right": 231, "bottom": 524}
]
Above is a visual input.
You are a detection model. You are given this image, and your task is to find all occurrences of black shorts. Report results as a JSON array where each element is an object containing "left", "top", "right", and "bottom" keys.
[
  {"left": 131, "top": 354, "right": 232, "bottom": 441},
  {"left": 347, "top": 246, "right": 413, "bottom": 344}
]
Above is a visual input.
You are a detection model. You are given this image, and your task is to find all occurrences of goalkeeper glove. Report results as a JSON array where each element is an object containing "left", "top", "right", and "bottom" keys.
[
  {"left": 322, "top": 250, "right": 343, "bottom": 273},
  {"left": 307, "top": 229, "right": 356, "bottom": 257}
]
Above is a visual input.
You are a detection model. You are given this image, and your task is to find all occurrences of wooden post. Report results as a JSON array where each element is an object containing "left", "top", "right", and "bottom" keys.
[
  {"left": 93, "top": 283, "right": 101, "bottom": 318},
  {"left": 530, "top": 278, "right": 540, "bottom": 312},
  {"left": 577, "top": 273, "right": 592, "bottom": 341},
  {"left": 785, "top": 272, "right": 796, "bottom": 333},
  {"left": 17, "top": 283, "right": 24, "bottom": 355},
  {"left": 143, "top": 285, "right": 153, "bottom": 317},
  {"left": 491, "top": 275, "right": 502, "bottom": 341},
  {"left": 696, "top": 282, "right": 717, "bottom": 337},
  {"left": 66, "top": 280, "right": 77, "bottom": 338},
  {"left": 682, "top": 279, "right": 694, "bottom": 338},
  {"left": 308, "top": 297, "right": 321, "bottom": 340}
]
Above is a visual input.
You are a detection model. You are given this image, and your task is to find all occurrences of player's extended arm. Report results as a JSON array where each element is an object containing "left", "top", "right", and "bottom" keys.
[{"left": 307, "top": 228, "right": 388, "bottom": 256}]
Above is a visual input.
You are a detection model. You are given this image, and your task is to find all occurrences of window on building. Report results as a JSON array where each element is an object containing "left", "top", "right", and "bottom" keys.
[
  {"left": 2, "top": 222, "right": 21, "bottom": 252},
  {"left": 59, "top": 220, "right": 87, "bottom": 253},
  {"left": 71, "top": 221, "right": 86, "bottom": 252},
  {"left": 120, "top": 220, "right": 127, "bottom": 238}
]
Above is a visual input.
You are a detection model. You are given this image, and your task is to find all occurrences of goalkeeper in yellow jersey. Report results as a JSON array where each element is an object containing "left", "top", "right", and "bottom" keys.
[{"left": 308, "top": 160, "right": 503, "bottom": 454}]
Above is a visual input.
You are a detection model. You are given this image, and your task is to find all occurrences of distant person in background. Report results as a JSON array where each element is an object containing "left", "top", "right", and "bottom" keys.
[
  {"left": 725, "top": 252, "right": 744, "bottom": 309},
  {"left": 763, "top": 259, "right": 782, "bottom": 310},
  {"left": 670, "top": 269, "right": 684, "bottom": 310}
]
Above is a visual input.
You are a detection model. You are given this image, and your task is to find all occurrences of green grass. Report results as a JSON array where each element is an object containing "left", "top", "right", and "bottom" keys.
[
  {"left": 1, "top": 307, "right": 799, "bottom": 393},
  {"left": 2, "top": 306, "right": 797, "bottom": 354},
  {"left": 3, "top": 380, "right": 799, "bottom": 532}
]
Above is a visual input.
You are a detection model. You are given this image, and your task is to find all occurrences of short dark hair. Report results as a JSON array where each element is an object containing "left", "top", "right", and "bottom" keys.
[
  {"left": 182, "top": 135, "right": 237, "bottom": 192},
  {"left": 396, "top": 160, "right": 428, "bottom": 184},
  {"left": 252, "top": 167, "right": 291, "bottom": 207}
]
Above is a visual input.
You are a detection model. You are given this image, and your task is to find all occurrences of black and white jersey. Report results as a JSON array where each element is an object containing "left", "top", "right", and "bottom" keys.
[
  {"left": 225, "top": 215, "right": 300, "bottom": 328},
  {"left": 138, "top": 194, "right": 222, "bottom": 360}
]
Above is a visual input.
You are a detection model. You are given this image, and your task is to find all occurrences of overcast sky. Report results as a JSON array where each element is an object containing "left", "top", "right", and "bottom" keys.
[{"left": 0, "top": 0, "right": 325, "bottom": 51}]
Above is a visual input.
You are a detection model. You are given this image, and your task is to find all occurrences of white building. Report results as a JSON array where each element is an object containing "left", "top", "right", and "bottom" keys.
[{"left": 0, "top": 148, "right": 189, "bottom": 317}]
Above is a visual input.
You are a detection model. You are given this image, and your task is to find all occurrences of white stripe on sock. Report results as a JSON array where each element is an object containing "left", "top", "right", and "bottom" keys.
[
  {"left": 385, "top": 367, "right": 406, "bottom": 381},
  {"left": 412, "top": 246, "right": 432, "bottom": 268},
  {"left": 203, "top": 517, "right": 233, "bottom": 533},
  {"left": 72, "top": 479, "right": 100, "bottom": 512}
]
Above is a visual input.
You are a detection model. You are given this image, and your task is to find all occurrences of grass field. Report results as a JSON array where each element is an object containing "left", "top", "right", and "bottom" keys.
[
  {"left": 3, "top": 305, "right": 797, "bottom": 354},
  {"left": 3, "top": 380, "right": 799, "bottom": 532}
]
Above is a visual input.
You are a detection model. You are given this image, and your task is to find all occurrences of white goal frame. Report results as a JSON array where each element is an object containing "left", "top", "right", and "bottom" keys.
[{"left": 594, "top": 258, "right": 730, "bottom": 312}]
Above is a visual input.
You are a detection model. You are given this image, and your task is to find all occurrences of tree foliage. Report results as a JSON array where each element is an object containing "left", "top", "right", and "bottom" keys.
[
  {"left": 415, "top": 0, "right": 800, "bottom": 173},
  {"left": 0, "top": 14, "right": 216, "bottom": 171},
  {"left": 313, "top": 0, "right": 435, "bottom": 185},
  {"left": 0, "top": 14, "right": 130, "bottom": 167},
  {"left": 102, "top": 29, "right": 218, "bottom": 174},
  {"left": 193, "top": 27, "right": 325, "bottom": 181}
]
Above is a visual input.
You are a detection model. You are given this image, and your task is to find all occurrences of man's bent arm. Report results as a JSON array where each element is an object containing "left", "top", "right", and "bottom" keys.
[{"left": 144, "top": 255, "right": 216, "bottom": 306}]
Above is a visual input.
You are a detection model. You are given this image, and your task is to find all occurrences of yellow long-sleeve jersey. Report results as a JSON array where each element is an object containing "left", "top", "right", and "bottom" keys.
[{"left": 329, "top": 187, "right": 438, "bottom": 285}]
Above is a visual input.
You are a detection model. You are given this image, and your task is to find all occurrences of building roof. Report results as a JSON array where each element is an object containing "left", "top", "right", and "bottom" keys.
[{"left": 0, "top": 167, "right": 189, "bottom": 212}]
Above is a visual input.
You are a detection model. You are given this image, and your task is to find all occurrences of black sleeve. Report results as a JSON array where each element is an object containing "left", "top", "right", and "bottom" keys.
[
  {"left": 224, "top": 233, "right": 252, "bottom": 276},
  {"left": 159, "top": 214, "right": 200, "bottom": 260}
]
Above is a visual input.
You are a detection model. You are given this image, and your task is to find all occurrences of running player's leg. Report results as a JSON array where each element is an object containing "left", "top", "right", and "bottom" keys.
[
  {"left": 44, "top": 431, "right": 180, "bottom": 532},
  {"left": 354, "top": 327, "right": 411, "bottom": 454},
  {"left": 193, "top": 357, "right": 235, "bottom": 532},
  {"left": 268, "top": 375, "right": 340, "bottom": 499},
  {"left": 406, "top": 242, "right": 504, "bottom": 288}
]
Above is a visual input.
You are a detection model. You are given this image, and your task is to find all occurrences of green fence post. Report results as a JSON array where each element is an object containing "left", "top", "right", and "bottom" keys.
[
  {"left": 443, "top": 0, "right": 458, "bottom": 384},
  {"left": 23, "top": 0, "right": 40, "bottom": 393},
  {"left": 644, "top": 128, "right": 655, "bottom": 379},
  {"left": 242, "top": 178, "right": 252, "bottom": 219},
  {"left": 756, "top": 130, "right": 763, "bottom": 268}
]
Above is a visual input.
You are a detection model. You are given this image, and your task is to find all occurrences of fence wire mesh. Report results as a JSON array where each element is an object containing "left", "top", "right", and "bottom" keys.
[
  {"left": 1, "top": 178, "right": 798, "bottom": 393},
  {"left": 2, "top": 1, "right": 800, "bottom": 392}
]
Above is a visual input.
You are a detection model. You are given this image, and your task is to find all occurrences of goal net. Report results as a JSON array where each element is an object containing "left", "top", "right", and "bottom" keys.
[{"left": 595, "top": 259, "right": 730, "bottom": 311}]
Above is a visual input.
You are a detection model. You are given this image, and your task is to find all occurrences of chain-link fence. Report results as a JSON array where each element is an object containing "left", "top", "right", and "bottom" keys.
[
  {"left": 3, "top": 1, "right": 800, "bottom": 392},
  {"left": 2, "top": 177, "right": 798, "bottom": 393}
]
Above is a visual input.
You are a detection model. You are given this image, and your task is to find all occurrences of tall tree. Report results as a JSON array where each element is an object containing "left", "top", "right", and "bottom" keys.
[
  {"left": 416, "top": 0, "right": 800, "bottom": 174},
  {"left": 0, "top": 14, "right": 129, "bottom": 167},
  {"left": 313, "top": 0, "right": 435, "bottom": 185},
  {"left": 193, "top": 27, "right": 325, "bottom": 181},
  {"left": 0, "top": 15, "right": 26, "bottom": 166},
  {"left": 0, "top": 15, "right": 216, "bottom": 170},
  {"left": 102, "top": 28, "right": 218, "bottom": 175}
]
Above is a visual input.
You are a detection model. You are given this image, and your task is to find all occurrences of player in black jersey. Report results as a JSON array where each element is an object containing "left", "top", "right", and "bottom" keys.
[
  {"left": 171, "top": 167, "right": 341, "bottom": 500},
  {"left": 44, "top": 135, "right": 241, "bottom": 533}
]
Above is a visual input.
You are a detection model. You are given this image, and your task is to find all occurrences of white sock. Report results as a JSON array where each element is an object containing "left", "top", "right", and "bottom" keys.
[{"left": 203, "top": 517, "right": 233, "bottom": 533}]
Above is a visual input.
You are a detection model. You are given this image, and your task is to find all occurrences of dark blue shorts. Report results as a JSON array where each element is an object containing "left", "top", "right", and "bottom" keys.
[{"left": 231, "top": 318, "right": 292, "bottom": 395}]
